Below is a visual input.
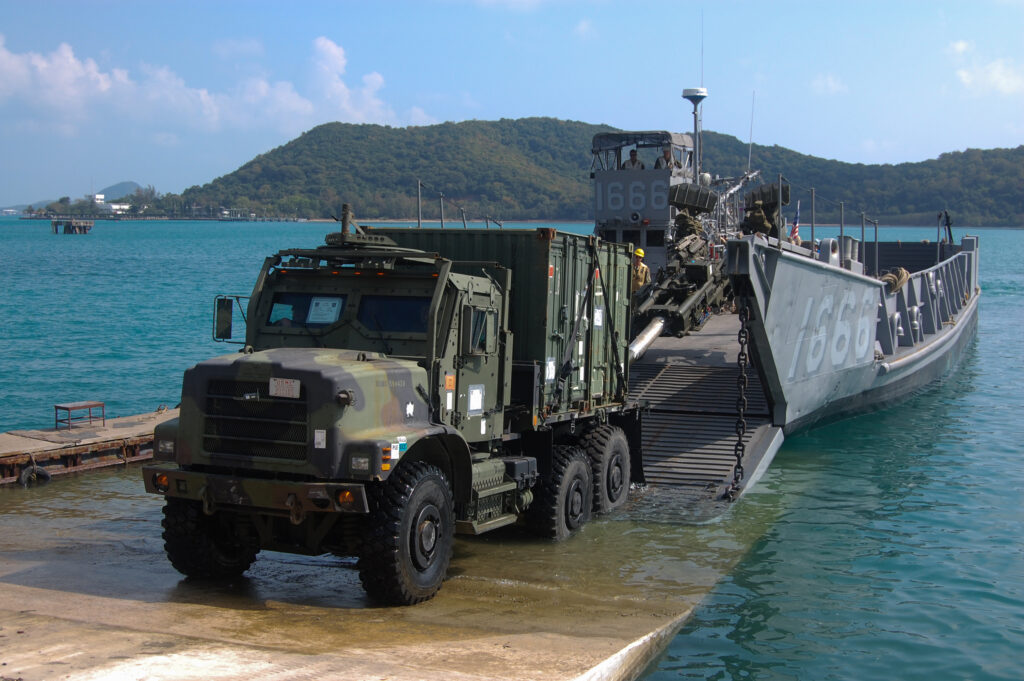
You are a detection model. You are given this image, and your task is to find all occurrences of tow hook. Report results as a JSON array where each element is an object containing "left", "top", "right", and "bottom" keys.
[
  {"left": 286, "top": 493, "right": 305, "bottom": 525},
  {"left": 200, "top": 486, "right": 215, "bottom": 516}
]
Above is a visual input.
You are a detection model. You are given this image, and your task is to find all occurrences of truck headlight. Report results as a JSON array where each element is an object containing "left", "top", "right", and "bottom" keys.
[{"left": 156, "top": 439, "right": 175, "bottom": 460}]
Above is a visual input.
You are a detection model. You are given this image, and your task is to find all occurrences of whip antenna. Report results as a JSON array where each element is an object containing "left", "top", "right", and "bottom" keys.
[{"left": 747, "top": 90, "right": 755, "bottom": 173}]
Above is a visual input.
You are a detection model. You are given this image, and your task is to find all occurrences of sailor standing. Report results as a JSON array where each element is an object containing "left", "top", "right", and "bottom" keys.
[
  {"left": 654, "top": 146, "right": 680, "bottom": 170},
  {"left": 622, "top": 149, "right": 645, "bottom": 169},
  {"left": 632, "top": 248, "right": 651, "bottom": 293}
]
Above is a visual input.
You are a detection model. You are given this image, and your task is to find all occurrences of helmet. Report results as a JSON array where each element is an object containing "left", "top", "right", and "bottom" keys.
[{"left": 634, "top": 248, "right": 645, "bottom": 258}]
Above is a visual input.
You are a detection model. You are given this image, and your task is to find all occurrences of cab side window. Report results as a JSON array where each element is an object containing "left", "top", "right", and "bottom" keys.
[{"left": 463, "top": 307, "right": 496, "bottom": 355}]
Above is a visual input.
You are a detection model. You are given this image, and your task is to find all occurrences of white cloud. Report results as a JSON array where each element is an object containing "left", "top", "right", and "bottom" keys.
[
  {"left": 811, "top": 73, "right": 848, "bottom": 95},
  {"left": 313, "top": 35, "right": 348, "bottom": 74},
  {"left": 408, "top": 106, "right": 437, "bottom": 126},
  {"left": 0, "top": 33, "right": 426, "bottom": 140},
  {"left": 956, "top": 58, "right": 1024, "bottom": 95},
  {"left": 0, "top": 35, "right": 31, "bottom": 96},
  {"left": 133, "top": 63, "right": 221, "bottom": 131},
  {"left": 948, "top": 40, "right": 971, "bottom": 55},
  {"left": 0, "top": 35, "right": 127, "bottom": 130},
  {"left": 312, "top": 36, "right": 395, "bottom": 123}
]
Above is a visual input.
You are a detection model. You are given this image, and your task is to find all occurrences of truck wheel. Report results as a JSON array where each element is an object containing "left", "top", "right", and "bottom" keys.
[
  {"left": 526, "top": 446, "right": 592, "bottom": 541},
  {"left": 161, "top": 497, "right": 259, "bottom": 580},
  {"left": 359, "top": 462, "right": 454, "bottom": 606},
  {"left": 581, "top": 425, "right": 631, "bottom": 513}
]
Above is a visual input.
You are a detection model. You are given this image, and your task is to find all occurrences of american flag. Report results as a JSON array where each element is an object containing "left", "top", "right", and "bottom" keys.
[{"left": 789, "top": 200, "right": 801, "bottom": 238}]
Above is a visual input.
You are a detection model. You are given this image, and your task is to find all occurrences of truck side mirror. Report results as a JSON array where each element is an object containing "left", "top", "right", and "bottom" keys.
[
  {"left": 214, "top": 297, "right": 234, "bottom": 340},
  {"left": 213, "top": 295, "right": 249, "bottom": 343}
]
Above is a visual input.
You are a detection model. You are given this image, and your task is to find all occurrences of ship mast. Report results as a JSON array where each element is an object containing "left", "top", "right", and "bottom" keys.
[{"left": 683, "top": 87, "right": 707, "bottom": 182}]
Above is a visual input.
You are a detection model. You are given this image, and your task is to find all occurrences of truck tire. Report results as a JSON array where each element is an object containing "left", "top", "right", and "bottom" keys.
[
  {"left": 581, "top": 425, "right": 631, "bottom": 513},
  {"left": 19, "top": 465, "right": 51, "bottom": 487},
  {"left": 359, "top": 462, "right": 454, "bottom": 606},
  {"left": 161, "top": 498, "right": 259, "bottom": 580},
  {"left": 526, "top": 446, "right": 592, "bottom": 541}
]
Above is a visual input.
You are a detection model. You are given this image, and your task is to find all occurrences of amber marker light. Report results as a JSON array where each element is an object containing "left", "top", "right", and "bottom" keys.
[
  {"left": 336, "top": 489, "right": 355, "bottom": 506},
  {"left": 152, "top": 472, "right": 170, "bottom": 493}
]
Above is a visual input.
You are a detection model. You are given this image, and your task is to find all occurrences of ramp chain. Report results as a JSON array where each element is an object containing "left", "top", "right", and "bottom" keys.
[{"left": 723, "top": 302, "right": 750, "bottom": 500}]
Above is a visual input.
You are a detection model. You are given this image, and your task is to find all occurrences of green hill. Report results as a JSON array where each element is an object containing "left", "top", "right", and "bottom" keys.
[{"left": 179, "top": 118, "right": 1024, "bottom": 226}]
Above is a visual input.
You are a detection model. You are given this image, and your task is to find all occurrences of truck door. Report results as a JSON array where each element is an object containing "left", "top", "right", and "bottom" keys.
[{"left": 452, "top": 294, "right": 503, "bottom": 444}]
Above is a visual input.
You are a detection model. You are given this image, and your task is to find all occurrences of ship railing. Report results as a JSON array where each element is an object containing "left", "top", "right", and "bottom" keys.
[
  {"left": 729, "top": 233, "right": 976, "bottom": 363},
  {"left": 874, "top": 238, "right": 976, "bottom": 357}
]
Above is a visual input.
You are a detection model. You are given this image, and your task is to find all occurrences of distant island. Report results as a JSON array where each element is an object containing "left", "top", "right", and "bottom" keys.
[{"left": 11, "top": 118, "right": 1024, "bottom": 226}]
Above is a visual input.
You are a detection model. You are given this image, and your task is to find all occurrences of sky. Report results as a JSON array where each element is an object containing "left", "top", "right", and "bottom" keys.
[{"left": 1, "top": 0, "right": 1022, "bottom": 207}]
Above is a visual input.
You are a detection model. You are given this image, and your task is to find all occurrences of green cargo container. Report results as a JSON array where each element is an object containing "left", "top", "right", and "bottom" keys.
[{"left": 368, "top": 227, "right": 632, "bottom": 423}]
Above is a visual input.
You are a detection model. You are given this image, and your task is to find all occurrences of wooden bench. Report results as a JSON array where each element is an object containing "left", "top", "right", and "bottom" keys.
[{"left": 54, "top": 401, "right": 106, "bottom": 430}]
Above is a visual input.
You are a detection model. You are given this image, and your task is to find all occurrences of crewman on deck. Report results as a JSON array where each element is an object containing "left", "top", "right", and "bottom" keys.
[
  {"left": 741, "top": 200, "right": 772, "bottom": 236},
  {"left": 622, "top": 149, "right": 645, "bottom": 170},
  {"left": 654, "top": 146, "right": 681, "bottom": 170},
  {"left": 632, "top": 248, "right": 651, "bottom": 293}
]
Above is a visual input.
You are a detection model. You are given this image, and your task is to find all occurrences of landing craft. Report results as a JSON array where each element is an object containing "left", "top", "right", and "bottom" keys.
[{"left": 599, "top": 89, "right": 979, "bottom": 494}]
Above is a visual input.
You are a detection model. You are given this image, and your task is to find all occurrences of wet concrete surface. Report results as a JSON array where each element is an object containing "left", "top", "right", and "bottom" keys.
[{"left": 0, "top": 466, "right": 777, "bottom": 680}]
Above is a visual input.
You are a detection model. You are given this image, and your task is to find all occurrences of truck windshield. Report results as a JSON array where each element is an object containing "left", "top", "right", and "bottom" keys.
[
  {"left": 358, "top": 295, "right": 432, "bottom": 333},
  {"left": 266, "top": 292, "right": 346, "bottom": 328}
]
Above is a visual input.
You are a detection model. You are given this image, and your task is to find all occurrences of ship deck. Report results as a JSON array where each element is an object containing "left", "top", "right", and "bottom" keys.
[{"left": 630, "top": 312, "right": 783, "bottom": 502}]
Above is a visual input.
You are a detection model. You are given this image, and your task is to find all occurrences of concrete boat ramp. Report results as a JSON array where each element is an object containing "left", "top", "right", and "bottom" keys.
[
  {"left": 0, "top": 473, "right": 779, "bottom": 681},
  {"left": 0, "top": 315, "right": 785, "bottom": 680}
]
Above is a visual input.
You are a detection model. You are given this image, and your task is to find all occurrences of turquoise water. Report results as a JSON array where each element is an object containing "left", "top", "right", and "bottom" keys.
[{"left": 2, "top": 218, "right": 1021, "bottom": 679}]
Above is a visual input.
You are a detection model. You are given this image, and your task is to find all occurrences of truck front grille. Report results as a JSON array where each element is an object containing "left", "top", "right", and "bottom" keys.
[{"left": 203, "top": 379, "right": 308, "bottom": 461}]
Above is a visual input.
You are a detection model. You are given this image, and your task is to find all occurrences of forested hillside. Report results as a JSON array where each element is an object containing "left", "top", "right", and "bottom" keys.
[{"left": 179, "top": 118, "right": 1024, "bottom": 226}]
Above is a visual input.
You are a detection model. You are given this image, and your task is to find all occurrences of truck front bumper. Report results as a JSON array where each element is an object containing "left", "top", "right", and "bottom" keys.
[{"left": 142, "top": 464, "right": 370, "bottom": 519}]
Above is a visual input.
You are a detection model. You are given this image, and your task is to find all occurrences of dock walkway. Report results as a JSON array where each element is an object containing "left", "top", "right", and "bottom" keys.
[{"left": 0, "top": 408, "right": 178, "bottom": 485}]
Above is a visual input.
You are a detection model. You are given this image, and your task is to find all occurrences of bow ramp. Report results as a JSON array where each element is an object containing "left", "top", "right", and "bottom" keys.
[{"left": 629, "top": 313, "right": 784, "bottom": 501}]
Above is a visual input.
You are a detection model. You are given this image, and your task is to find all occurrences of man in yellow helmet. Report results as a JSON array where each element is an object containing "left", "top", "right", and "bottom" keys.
[{"left": 631, "top": 248, "right": 650, "bottom": 293}]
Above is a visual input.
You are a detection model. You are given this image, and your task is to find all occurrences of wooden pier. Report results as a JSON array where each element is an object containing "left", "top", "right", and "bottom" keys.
[
  {"left": 0, "top": 407, "right": 178, "bottom": 485},
  {"left": 51, "top": 218, "right": 94, "bottom": 234}
]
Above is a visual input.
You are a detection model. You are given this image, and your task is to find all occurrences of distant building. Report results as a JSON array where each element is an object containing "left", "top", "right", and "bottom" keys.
[
  {"left": 1, "top": 208, "right": 17, "bottom": 216},
  {"left": 94, "top": 194, "right": 105, "bottom": 204}
]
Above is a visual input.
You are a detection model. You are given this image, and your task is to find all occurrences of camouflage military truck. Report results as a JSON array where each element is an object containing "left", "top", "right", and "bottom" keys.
[{"left": 143, "top": 218, "right": 640, "bottom": 605}]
